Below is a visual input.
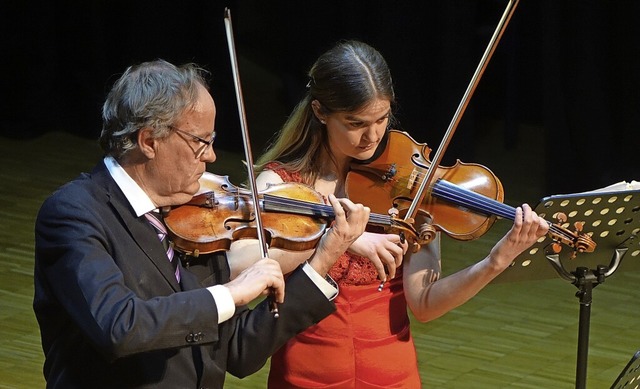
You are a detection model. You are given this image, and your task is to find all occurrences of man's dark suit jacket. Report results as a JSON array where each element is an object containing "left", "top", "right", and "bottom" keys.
[{"left": 33, "top": 161, "right": 334, "bottom": 388}]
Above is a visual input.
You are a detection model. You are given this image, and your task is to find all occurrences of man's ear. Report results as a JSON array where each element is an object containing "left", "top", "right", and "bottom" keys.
[
  {"left": 138, "top": 127, "right": 158, "bottom": 159},
  {"left": 311, "top": 100, "right": 327, "bottom": 124}
]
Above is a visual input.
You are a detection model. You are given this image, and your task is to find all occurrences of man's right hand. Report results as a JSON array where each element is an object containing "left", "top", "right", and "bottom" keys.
[{"left": 225, "top": 258, "right": 285, "bottom": 305}]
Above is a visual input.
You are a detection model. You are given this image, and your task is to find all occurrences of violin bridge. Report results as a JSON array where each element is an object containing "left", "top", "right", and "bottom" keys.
[{"left": 408, "top": 168, "right": 419, "bottom": 190}]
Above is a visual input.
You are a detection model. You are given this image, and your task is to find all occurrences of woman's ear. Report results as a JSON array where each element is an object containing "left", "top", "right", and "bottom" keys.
[{"left": 311, "top": 100, "right": 327, "bottom": 124}]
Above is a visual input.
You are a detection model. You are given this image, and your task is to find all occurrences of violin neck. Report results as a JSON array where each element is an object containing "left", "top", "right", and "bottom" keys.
[
  {"left": 262, "top": 194, "right": 393, "bottom": 227},
  {"left": 431, "top": 179, "right": 516, "bottom": 221},
  {"left": 433, "top": 179, "right": 583, "bottom": 244}
]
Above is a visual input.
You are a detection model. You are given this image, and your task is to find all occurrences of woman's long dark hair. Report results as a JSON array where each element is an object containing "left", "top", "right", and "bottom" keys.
[{"left": 255, "top": 40, "right": 396, "bottom": 184}]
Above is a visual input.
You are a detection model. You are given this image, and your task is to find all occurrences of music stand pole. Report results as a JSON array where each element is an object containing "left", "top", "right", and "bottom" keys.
[
  {"left": 546, "top": 237, "right": 628, "bottom": 389},
  {"left": 573, "top": 265, "right": 606, "bottom": 388}
]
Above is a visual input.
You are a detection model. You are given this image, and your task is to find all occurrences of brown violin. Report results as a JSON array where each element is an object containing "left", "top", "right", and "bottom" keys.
[
  {"left": 164, "top": 173, "right": 418, "bottom": 256},
  {"left": 346, "top": 130, "right": 597, "bottom": 256}
]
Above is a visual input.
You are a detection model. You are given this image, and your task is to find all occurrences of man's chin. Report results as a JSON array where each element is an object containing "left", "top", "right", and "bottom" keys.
[{"left": 172, "top": 191, "right": 197, "bottom": 206}]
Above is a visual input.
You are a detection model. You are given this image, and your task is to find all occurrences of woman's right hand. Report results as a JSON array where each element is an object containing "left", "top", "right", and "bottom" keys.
[
  {"left": 347, "top": 232, "right": 407, "bottom": 282},
  {"left": 308, "top": 194, "right": 370, "bottom": 276}
]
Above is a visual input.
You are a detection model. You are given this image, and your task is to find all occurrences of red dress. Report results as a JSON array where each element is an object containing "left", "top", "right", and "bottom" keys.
[{"left": 266, "top": 164, "right": 421, "bottom": 389}]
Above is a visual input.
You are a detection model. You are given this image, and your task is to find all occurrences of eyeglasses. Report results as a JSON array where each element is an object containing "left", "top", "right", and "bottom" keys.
[{"left": 169, "top": 126, "right": 216, "bottom": 159}]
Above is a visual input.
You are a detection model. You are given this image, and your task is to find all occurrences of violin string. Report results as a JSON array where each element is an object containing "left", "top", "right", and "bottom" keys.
[
  {"left": 389, "top": 168, "right": 503, "bottom": 208},
  {"left": 359, "top": 164, "right": 578, "bottom": 245},
  {"left": 262, "top": 194, "right": 392, "bottom": 225},
  {"left": 373, "top": 166, "right": 512, "bottom": 217},
  {"left": 432, "top": 180, "right": 514, "bottom": 219},
  {"left": 432, "top": 180, "right": 576, "bottom": 243},
  {"left": 548, "top": 224, "right": 573, "bottom": 242},
  {"left": 260, "top": 189, "right": 576, "bottom": 249}
]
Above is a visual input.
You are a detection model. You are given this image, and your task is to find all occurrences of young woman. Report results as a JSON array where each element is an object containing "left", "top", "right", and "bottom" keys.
[{"left": 246, "top": 40, "right": 548, "bottom": 388}]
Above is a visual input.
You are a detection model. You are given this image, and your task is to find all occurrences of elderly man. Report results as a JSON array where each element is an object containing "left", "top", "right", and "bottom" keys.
[{"left": 33, "top": 59, "right": 369, "bottom": 388}]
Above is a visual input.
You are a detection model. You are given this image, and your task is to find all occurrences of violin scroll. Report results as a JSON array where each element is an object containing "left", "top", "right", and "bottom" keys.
[{"left": 547, "top": 214, "right": 596, "bottom": 259}]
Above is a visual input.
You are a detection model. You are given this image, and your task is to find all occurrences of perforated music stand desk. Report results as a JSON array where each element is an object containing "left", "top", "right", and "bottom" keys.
[
  {"left": 495, "top": 182, "right": 640, "bottom": 283},
  {"left": 493, "top": 181, "right": 640, "bottom": 389},
  {"left": 611, "top": 350, "right": 640, "bottom": 389}
]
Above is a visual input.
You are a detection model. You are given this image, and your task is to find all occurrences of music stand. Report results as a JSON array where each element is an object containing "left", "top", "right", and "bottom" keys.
[
  {"left": 494, "top": 181, "right": 640, "bottom": 389},
  {"left": 611, "top": 349, "right": 640, "bottom": 389}
]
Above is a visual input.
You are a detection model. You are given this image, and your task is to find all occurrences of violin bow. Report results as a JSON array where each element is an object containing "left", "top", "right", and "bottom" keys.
[
  {"left": 404, "top": 0, "right": 520, "bottom": 223},
  {"left": 224, "top": 8, "right": 279, "bottom": 318}
]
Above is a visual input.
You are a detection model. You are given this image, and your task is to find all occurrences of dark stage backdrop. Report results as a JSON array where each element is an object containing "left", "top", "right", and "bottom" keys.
[{"left": 2, "top": 0, "right": 639, "bottom": 194}]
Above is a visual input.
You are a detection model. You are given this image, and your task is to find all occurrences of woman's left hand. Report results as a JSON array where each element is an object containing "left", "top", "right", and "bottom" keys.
[{"left": 490, "top": 203, "right": 549, "bottom": 269}]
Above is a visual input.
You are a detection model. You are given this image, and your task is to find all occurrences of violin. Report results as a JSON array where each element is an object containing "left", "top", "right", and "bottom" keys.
[
  {"left": 164, "top": 173, "right": 418, "bottom": 256},
  {"left": 349, "top": 130, "right": 503, "bottom": 242},
  {"left": 345, "top": 130, "right": 597, "bottom": 256}
]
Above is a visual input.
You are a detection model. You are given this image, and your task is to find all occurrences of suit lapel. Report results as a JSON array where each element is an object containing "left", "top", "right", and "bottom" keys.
[{"left": 93, "top": 162, "right": 182, "bottom": 292}]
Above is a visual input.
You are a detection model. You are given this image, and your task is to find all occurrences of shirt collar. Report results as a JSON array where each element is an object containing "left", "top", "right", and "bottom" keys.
[{"left": 104, "top": 156, "right": 156, "bottom": 217}]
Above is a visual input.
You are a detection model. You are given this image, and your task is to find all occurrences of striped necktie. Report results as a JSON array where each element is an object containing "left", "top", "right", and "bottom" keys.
[{"left": 145, "top": 211, "right": 180, "bottom": 283}]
